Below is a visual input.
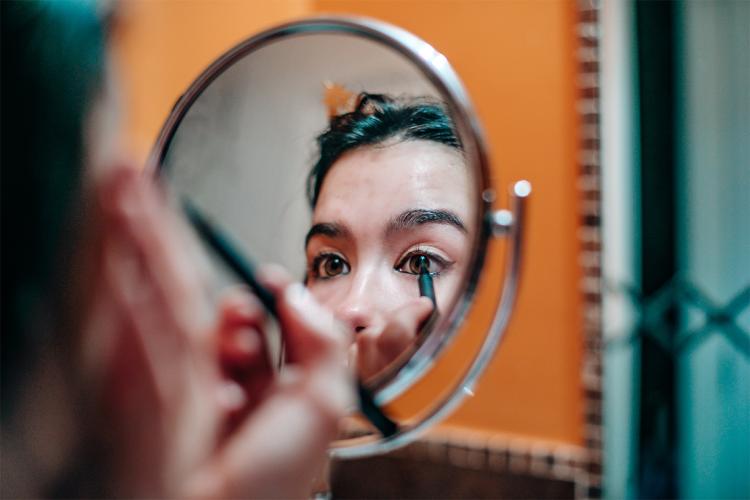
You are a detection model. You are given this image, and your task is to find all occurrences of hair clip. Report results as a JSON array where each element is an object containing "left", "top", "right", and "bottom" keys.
[{"left": 323, "top": 81, "right": 358, "bottom": 118}]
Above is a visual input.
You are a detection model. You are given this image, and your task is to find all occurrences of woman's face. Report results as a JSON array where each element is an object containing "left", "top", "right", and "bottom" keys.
[{"left": 305, "top": 139, "right": 475, "bottom": 343}]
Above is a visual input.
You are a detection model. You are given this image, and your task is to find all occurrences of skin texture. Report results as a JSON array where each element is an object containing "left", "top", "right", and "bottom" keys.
[{"left": 306, "top": 140, "right": 475, "bottom": 380}]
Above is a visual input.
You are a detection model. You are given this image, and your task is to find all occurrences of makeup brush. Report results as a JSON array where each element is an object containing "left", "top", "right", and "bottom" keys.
[{"left": 183, "top": 200, "right": 399, "bottom": 437}]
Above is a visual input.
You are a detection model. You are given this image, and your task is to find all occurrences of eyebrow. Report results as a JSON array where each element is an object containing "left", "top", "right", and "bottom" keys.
[
  {"left": 305, "top": 222, "right": 351, "bottom": 247},
  {"left": 386, "top": 208, "right": 467, "bottom": 236}
]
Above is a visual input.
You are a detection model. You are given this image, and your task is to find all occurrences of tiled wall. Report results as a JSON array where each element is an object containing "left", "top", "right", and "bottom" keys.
[{"left": 577, "top": 1, "right": 603, "bottom": 498}]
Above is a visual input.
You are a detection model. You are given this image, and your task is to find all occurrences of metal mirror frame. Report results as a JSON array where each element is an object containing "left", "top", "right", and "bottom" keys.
[{"left": 147, "top": 16, "right": 530, "bottom": 459}]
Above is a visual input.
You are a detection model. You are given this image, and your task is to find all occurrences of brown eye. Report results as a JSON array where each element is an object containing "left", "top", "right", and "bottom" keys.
[
  {"left": 316, "top": 254, "right": 350, "bottom": 279},
  {"left": 408, "top": 254, "right": 429, "bottom": 274},
  {"left": 396, "top": 252, "right": 447, "bottom": 276}
]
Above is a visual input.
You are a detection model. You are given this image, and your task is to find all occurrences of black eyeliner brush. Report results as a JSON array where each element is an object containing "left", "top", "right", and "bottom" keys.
[
  {"left": 182, "top": 200, "right": 399, "bottom": 437},
  {"left": 183, "top": 200, "right": 276, "bottom": 314}
]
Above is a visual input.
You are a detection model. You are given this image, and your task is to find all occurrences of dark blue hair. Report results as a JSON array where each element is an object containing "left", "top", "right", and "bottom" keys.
[
  {"left": 307, "top": 93, "right": 462, "bottom": 207},
  {"left": 1, "top": 0, "right": 106, "bottom": 416}
]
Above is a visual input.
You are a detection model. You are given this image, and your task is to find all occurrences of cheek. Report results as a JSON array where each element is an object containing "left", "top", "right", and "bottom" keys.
[
  {"left": 307, "top": 280, "right": 342, "bottom": 309},
  {"left": 308, "top": 270, "right": 423, "bottom": 316},
  {"left": 434, "top": 272, "right": 463, "bottom": 311},
  {"left": 388, "top": 273, "right": 422, "bottom": 304}
]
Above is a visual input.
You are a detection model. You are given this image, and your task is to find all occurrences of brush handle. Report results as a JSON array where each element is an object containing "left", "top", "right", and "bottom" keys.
[
  {"left": 418, "top": 271, "right": 436, "bottom": 306},
  {"left": 417, "top": 256, "right": 437, "bottom": 306},
  {"left": 182, "top": 200, "right": 399, "bottom": 436},
  {"left": 183, "top": 200, "right": 277, "bottom": 314}
]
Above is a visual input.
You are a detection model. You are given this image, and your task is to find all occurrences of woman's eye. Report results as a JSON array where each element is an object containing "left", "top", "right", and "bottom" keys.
[
  {"left": 313, "top": 253, "right": 350, "bottom": 279},
  {"left": 407, "top": 254, "right": 429, "bottom": 274},
  {"left": 396, "top": 252, "right": 447, "bottom": 276}
]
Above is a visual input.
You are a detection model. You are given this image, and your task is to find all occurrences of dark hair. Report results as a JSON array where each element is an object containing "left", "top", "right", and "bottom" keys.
[
  {"left": 1, "top": 0, "right": 106, "bottom": 414},
  {"left": 306, "top": 93, "right": 462, "bottom": 207}
]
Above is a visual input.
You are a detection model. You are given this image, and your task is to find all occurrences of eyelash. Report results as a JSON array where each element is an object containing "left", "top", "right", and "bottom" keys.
[
  {"left": 309, "top": 252, "right": 350, "bottom": 281},
  {"left": 394, "top": 248, "right": 452, "bottom": 277},
  {"left": 307, "top": 248, "right": 453, "bottom": 281}
]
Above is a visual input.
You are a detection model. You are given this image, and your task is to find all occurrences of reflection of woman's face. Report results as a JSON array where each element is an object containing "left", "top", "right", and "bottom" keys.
[{"left": 305, "top": 140, "right": 474, "bottom": 335}]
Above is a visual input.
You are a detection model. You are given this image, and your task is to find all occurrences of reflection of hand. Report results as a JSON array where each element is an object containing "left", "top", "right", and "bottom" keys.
[
  {"left": 352, "top": 297, "right": 434, "bottom": 380},
  {"left": 97, "top": 168, "right": 353, "bottom": 498}
]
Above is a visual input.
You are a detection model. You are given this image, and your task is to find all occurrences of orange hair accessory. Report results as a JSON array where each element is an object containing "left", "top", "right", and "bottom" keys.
[{"left": 323, "top": 81, "right": 358, "bottom": 118}]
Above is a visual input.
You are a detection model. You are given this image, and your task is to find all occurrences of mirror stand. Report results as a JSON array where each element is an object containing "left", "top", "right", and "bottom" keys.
[{"left": 330, "top": 180, "right": 531, "bottom": 459}]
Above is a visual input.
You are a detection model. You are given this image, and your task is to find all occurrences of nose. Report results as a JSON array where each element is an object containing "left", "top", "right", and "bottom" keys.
[{"left": 335, "top": 268, "right": 387, "bottom": 334}]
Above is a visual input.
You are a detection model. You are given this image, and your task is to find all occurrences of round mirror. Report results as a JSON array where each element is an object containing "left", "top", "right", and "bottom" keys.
[{"left": 148, "top": 17, "right": 529, "bottom": 458}]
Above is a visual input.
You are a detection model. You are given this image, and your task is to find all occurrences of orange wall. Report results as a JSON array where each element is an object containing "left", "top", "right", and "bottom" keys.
[
  {"left": 312, "top": 0, "right": 582, "bottom": 446},
  {"left": 113, "top": 0, "right": 582, "bottom": 445}
]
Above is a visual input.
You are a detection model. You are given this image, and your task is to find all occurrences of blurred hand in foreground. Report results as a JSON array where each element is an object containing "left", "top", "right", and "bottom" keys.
[{"left": 95, "top": 167, "right": 353, "bottom": 498}]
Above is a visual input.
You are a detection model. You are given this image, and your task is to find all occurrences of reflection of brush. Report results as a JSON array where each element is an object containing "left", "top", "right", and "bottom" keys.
[
  {"left": 183, "top": 200, "right": 399, "bottom": 437},
  {"left": 417, "top": 255, "right": 436, "bottom": 307}
]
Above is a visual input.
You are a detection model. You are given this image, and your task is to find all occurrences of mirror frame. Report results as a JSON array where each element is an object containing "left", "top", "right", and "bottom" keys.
[{"left": 146, "top": 16, "right": 530, "bottom": 458}]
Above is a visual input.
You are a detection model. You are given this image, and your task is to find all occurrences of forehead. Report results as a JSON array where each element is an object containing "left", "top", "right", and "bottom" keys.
[{"left": 314, "top": 140, "right": 472, "bottom": 222}]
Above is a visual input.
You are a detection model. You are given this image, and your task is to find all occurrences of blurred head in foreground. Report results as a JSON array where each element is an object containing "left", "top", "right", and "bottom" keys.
[
  {"left": 1, "top": 2, "right": 351, "bottom": 497},
  {"left": 2, "top": 1, "right": 109, "bottom": 492}
]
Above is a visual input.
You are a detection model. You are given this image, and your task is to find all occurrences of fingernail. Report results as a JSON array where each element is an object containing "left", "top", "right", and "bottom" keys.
[
  {"left": 285, "top": 284, "right": 345, "bottom": 345},
  {"left": 217, "top": 381, "right": 246, "bottom": 411},
  {"left": 257, "top": 263, "right": 289, "bottom": 290},
  {"left": 285, "top": 283, "right": 312, "bottom": 310},
  {"left": 113, "top": 170, "right": 141, "bottom": 218},
  {"left": 224, "top": 291, "right": 258, "bottom": 318}
]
